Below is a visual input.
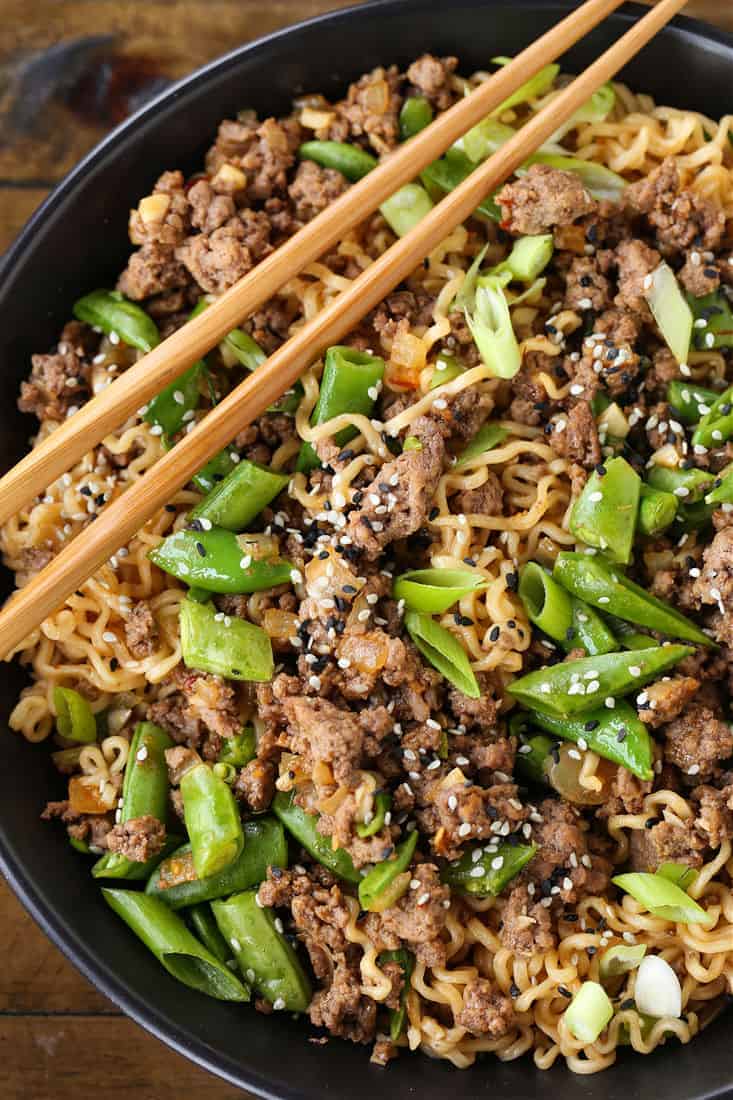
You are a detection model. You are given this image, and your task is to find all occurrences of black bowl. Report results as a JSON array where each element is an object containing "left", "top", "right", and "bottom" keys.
[{"left": 2, "top": 1, "right": 733, "bottom": 1096}]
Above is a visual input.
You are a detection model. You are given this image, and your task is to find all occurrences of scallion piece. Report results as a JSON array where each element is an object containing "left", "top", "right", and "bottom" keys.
[
  {"left": 657, "top": 862, "right": 698, "bottom": 891},
  {"left": 612, "top": 871, "right": 710, "bottom": 924},
  {"left": 634, "top": 955, "right": 682, "bottom": 1019},
  {"left": 461, "top": 274, "right": 521, "bottom": 379},
  {"left": 564, "top": 981, "right": 613, "bottom": 1042},
  {"left": 598, "top": 943, "right": 647, "bottom": 981},
  {"left": 380, "top": 182, "right": 434, "bottom": 237},
  {"left": 53, "top": 686, "right": 97, "bottom": 744},
  {"left": 645, "top": 261, "right": 693, "bottom": 364},
  {"left": 404, "top": 610, "right": 480, "bottom": 698},
  {"left": 393, "top": 568, "right": 487, "bottom": 614},
  {"left": 491, "top": 234, "right": 554, "bottom": 283},
  {"left": 455, "top": 422, "right": 509, "bottom": 468},
  {"left": 490, "top": 56, "right": 560, "bottom": 116}
]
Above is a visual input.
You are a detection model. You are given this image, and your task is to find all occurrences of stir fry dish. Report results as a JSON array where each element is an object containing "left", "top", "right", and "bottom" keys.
[{"left": 6, "top": 52, "right": 733, "bottom": 1072}]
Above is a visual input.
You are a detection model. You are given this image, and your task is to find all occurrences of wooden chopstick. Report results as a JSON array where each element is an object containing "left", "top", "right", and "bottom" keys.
[
  {"left": 0, "top": 0, "right": 626, "bottom": 527},
  {"left": 0, "top": 0, "right": 687, "bottom": 661}
]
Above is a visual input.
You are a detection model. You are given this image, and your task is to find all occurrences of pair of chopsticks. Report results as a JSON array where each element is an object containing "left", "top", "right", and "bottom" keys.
[{"left": 0, "top": 0, "right": 687, "bottom": 660}]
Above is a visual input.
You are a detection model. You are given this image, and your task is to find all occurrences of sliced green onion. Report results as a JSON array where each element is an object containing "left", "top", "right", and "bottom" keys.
[
  {"left": 634, "top": 955, "right": 682, "bottom": 1019},
  {"left": 491, "top": 234, "right": 553, "bottom": 283},
  {"left": 657, "top": 862, "right": 698, "bottom": 891},
  {"left": 453, "top": 116, "right": 515, "bottom": 163},
  {"left": 53, "top": 686, "right": 97, "bottom": 744},
  {"left": 404, "top": 610, "right": 480, "bottom": 698},
  {"left": 380, "top": 182, "right": 434, "bottom": 237},
  {"left": 490, "top": 56, "right": 559, "bottom": 116},
  {"left": 612, "top": 872, "right": 710, "bottom": 924},
  {"left": 455, "top": 423, "right": 509, "bottom": 468},
  {"left": 394, "top": 568, "right": 487, "bottom": 614},
  {"left": 599, "top": 943, "right": 647, "bottom": 981},
  {"left": 564, "top": 981, "right": 613, "bottom": 1042},
  {"left": 547, "top": 81, "right": 615, "bottom": 143},
  {"left": 463, "top": 275, "right": 521, "bottom": 379},
  {"left": 645, "top": 261, "right": 693, "bottom": 364}
]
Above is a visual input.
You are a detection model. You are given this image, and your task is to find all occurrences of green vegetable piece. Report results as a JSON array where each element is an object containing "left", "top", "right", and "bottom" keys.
[
  {"left": 181, "top": 762, "right": 244, "bottom": 879},
  {"left": 92, "top": 722, "right": 173, "bottom": 880},
  {"left": 102, "top": 889, "right": 249, "bottom": 1001},
  {"left": 647, "top": 463, "right": 714, "bottom": 504},
  {"left": 190, "top": 459, "right": 288, "bottom": 532},
  {"left": 599, "top": 943, "right": 647, "bottom": 981},
  {"left": 507, "top": 645, "right": 692, "bottom": 719},
  {"left": 299, "top": 140, "right": 377, "bottom": 181},
  {"left": 520, "top": 154, "right": 626, "bottom": 202},
  {"left": 146, "top": 818, "right": 288, "bottom": 910},
  {"left": 455, "top": 422, "right": 509, "bottom": 468},
  {"left": 297, "top": 345, "right": 385, "bottom": 472},
  {"left": 402, "top": 435, "right": 422, "bottom": 452},
  {"left": 604, "top": 615, "right": 657, "bottom": 651},
  {"left": 356, "top": 791, "right": 392, "bottom": 838},
  {"left": 429, "top": 351, "right": 464, "bottom": 390},
  {"left": 687, "top": 289, "right": 733, "bottom": 350},
  {"left": 612, "top": 872, "right": 710, "bottom": 924},
  {"left": 404, "top": 610, "right": 480, "bottom": 698},
  {"left": 145, "top": 361, "right": 205, "bottom": 440},
  {"left": 53, "top": 686, "right": 97, "bottom": 744},
  {"left": 666, "top": 380, "right": 718, "bottom": 425},
  {"left": 548, "top": 82, "right": 615, "bottom": 143},
  {"left": 463, "top": 275, "right": 521, "bottom": 379},
  {"left": 192, "top": 448, "right": 238, "bottom": 494},
  {"left": 706, "top": 464, "right": 733, "bottom": 506},
  {"left": 358, "top": 831, "right": 418, "bottom": 912},
  {"left": 515, "top": 732, "right": 554, "bottom": 784},
  {"left": 564, "top": 981, "right": 613, "bottom": 1042},
  {"left": 151, "top": 526, "right": 292, "bottom": 594},
  {"left": 271, "top": 791, "right": 361, "bottom": 884},
  {"left": 187, "top": 903, "right": 234, "bottom": 965},
  {"left": 570, "top": 457, "right": 641, "bottom": 564},
  {"left": 677, "top": 500, "right": 716, "bottom": 532},
  {"left": 490, "top": 56, "right": 560, "bottom": 115},
  {"left": 657, "top": 862, "right": 698, "bottom": 891},
  {"left": 212, "top": 890, "right": 311, "bottom": 1011},
  {"left": 553, "top": 552, "right": 713, "bottom": 646},
  {"left": 569, "top": 598, "right": 618, "bottom": 657},
  {"left": 69, "top": 836, "right": 91, "bottom": 855},
  {"left": 420, "top": 153, "right": 501, "bottom": 221},
  {"left": 73, "top": 289, "right": 159, "bottom": 352},
  {"left": 218, "top": 728, "right": 256, "bottom": 768},
  {"left": 519, "top": 562, "right": 572, "bottom": 642},
  {"left": 400, "top": 96, "right": 433, "bottom": 140},
  {"left": 380, "top": 182, "right": 434, "bottom": 237},
  {"left": 393, "top": 568, "right": 487, "bottom": 614},
  {"left": 378, "top": 948, "right": 415, "bottom": 1040},
  {"left": 222, "top": 327, "right": 267, "bottom": 371},
  {"left": 527, "top": 700, "right": 654, "bottom": 780},
  {"left": 441, "top": 840, "right": 536, "bottom": 897},
  {"left": 492, "top": 234, "right": 554, "bottom": 283},
  {"left": 692, "top": 383, "right": 733, "bottom": 449},
  {"left": 453, "top": 113, "right": 515, "bottom": 162},
  {"left": 638, "top": 484, "right": 678, "bottom": 537},
  {"left": 645, "top": 262, "right": 693, "bottom": 364}
]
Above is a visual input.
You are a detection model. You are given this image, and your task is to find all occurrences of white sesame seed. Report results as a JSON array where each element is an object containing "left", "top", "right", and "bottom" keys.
[
  {"left": 687, "top": 764, "right": 700, "bottom": 775},
  {"left": 102, "top": 631, "right": 116, "bottom": 644},
  {"left": 273, "top": 998, "right": 286, "bottom": 1011},
  {"left": 417, "top": 892, "right": 431, "bottom": 906},
  {"left": 470, "top": 865, "right": 484, "bottom": 878},
  {"left": 598, "top": 596, "right": 610, "bottom": 604},
  {"left": 629, "top": 666, "right": 642, "bottom": 677},
  {"left": 458, "top": 822, "right": 472, "bottom": 838},
  {"left": 491, "top": 856, "right": 504, "bottom": 870},
  {"left": 588, "top": 490, "right": 603, "bottom": 503}
]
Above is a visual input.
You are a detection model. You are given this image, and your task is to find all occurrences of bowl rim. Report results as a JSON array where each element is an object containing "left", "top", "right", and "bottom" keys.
[{"left": 2, "top": 1, "right": 733, "bottom": 1095}]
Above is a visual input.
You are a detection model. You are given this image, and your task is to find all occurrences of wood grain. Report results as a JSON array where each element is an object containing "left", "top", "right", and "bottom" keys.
[{"left": 0, "top": 2, "right": 732, "bottom": 1098}]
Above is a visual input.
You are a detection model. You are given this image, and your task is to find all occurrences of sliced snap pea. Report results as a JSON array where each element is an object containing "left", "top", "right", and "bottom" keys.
[
  {"left": 527, "top": 699, "right": 654, "bottom": 781},
  {"left": 692, "top": 383, "right": 733, "bottom": 449},
  {"left": 53, "top": 686, "right": 97, "bottom": 743},
  {"left": 441, "top": 840, "right": 536, "bottom": 896},
  {"left": 666, "top": 380, "right": 718, "bottom": 425},
  {"left": 73, "top": 289, "right": 160, "bottom": 352},
  {"left": 378, "top": 948, "right": 415, "bottom": 1040},
  {"left": 399, "top": 96, "right": 433, "bottom": 140},
  {"left": 404, "top": 610, "right": 480, "bottom": 698},
  {"left": 218, "top": 728, "right": 257, "bottom": 768},
  {"left": 647, "top": 464, "right": 714, "bottom": 504},
  {"left": 179, "top": 597, "right": 274, "bottom": 682},
  {"left": 187, "top": 903, "right": 234, "bottom": 966},
  {"left": 102, "top": 888, "right": 249, "bottom": 1001},
  {"left": 420, "top": 152, "right": 502, "bottom": 221},
  {"left": 393, "top": 568, "right": 487, "bottom": 614},
  {"left": 569, "top": 598, "right": 618, "bottom": 657},
  {"left": 429, "top": 351, "right": 464, "bottom": 390},
  {"left": 358, "top": 831, "right": 418, "bottom": 912},
  {"left": 687, "top": 289, "right": 733, "bottom": 351},
  {"left": 271, "top": 791, "right": 361, "bottom": 884},
  {"left": 146, "top": 818, "right": 288, "bottom": 910},
  {"left": 213, "top": 890, "right": 312, "bottom": 1012},
  {"left": 144, "top": 361, "right": 206, "bottom": 440},
  {"left": 189, "top": 459, "right": 288, "bottom": 532},
  {"left": 638, "top": 484, "right": 678, "bottom": 537},
  {"left": 222, "top": 327, "right": 267, "bottom": 371},
  {"left": 455, "top": 422, "right": 509, "bottom": 468},
  {"left": 514, "top": 730, "right": 554, "bottom": 785},
  {"left": 151, "top": 526, "right": 293, "bottom": 593},
  {"left": 706, "top": 464, "right": 733, "bottom": 505},
  {"left": 181, "top": 763, "right": 244, "bottom": 880},
  {"left": 570, "top": 456, "right": 641, "bottom": 565},
  {"left": 299, "top": 140, "right": 377, "bottom": 181}
]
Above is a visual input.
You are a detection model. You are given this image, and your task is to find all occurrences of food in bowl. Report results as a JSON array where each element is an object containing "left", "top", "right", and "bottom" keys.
[{"left": 4, "top": 49, "right": 733, "bottom": 1073}]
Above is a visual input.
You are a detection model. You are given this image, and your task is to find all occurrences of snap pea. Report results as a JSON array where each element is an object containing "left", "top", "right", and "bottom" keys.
[
  {"left": 212, "top": 890, "right": 312, "bottom": 1011},
  {"left": 604, "top": 615, "right": 656, "bottom": 651},
  {"left": 441, "top": 840, "right": 536, "bottom": 897},
  {"left": 271, "top": 791, "right": 361, "bottom": 884},
  {"left": 73, "top": 289, "right": 159, "bottom": 352},
  {"left": 299, "top": 140, "right": 377, "bottom": 181},
  {"left": 526, "top": 699, "right": 654, "bottom": 780},
  {"left": 399, "top": 96, "right": 433, "bottom": 140},
  {"left": 455, "top": 422, "right": 509, "bottom": 468},
  {"left": 192, "top": 448, "right": 238, "bottom": 494},
  {"left": 296, "top": 345, "right": 385, "bottom": 473},
  {"left": 515, "top": 730, "right": 554, "bottom": 785},
  {"left": 213, "top": 762, "right": 237, "bottom": 785},
  {"left": 378, "top": 948, "right": 415, "bottom": 1040},
  {"left": 222, "top": 327, "right": 267, "bottom": 371},
  {"left": 569, "top": 598, "right": 618, "bottom": 657},
  {"left": 676, "top": 500, "right": 716, "bottom": 532},
  {"left": 380, "top": 182, "right": 434, "bottom": 237},
  {"left": 92, "top": 722, "right": 173, "bottom": 880},
  {"left": 189, "top": 459, "right": 288, "bottom": 532},
  {"left": 181, "top": 762, "right": 244, "bottom": 880},
  {"left": 151, "top": 526, "right": 292, "bottom": 593},
  {"left": 404, "top": 610, "right": 480, "bottom": 698},
  {"left": 421, "top": 152, "right": 502, "bottom": 221},
  {"left": 429, "top": 351, "right": 464, "bottom": 390},
  {"left": 53, "top": 686, "right": 97, "bottom": 744},
  {"left": 553, "top": 551, "right": 713, "bottom": 647},
  {"left": 647, "top": 464, "right": 714, "bottom": 504},
  {"left": 393, "top": 568, "right": 487, "bottom": 614},
  {"left": 145, "top": 361, "right": 206, "bottom": 440},
  {"left": 570, "top": 457, "right": 641, "bottom": 565},
  {"left": 101, "top": 889, "right": 249, "bottom": 1000},
  {"left": 687, "top": 289, "right": 733, "bottom": 351},
  {"left": 638, "top": 484, "right": 678, "bottom": 537},
  {"left": 519, "top": 563, "right": 616, "bottom": 655},
  {"left": 356, "top": 791, "right": 391, "bottom": 838},
  {"left": 145, "top": 818, "right": 288, "bottom": 910},
  {"left": 218, "top": 728, "right": 256, "bottom": 768},
  {"left": 358, "top": 831, "right": 418, "bottom": 912},
  {"left": 179, "top": 597, "right": 274, "bottom": 682},
  {"left": 69, "top": 836, "right": 91, "bottom": 855},
  {"left": 507, "top": 645, "right": 692, "bottom": 719},
  {"left": 692, "top": 383, "right": 733, "bottom": 448},
  {"left": 187, "top": 903, "right": 234, "bottom": 966},
  {"left": 666, "top": 380, "right": 718, "bottom": 425},
  {"left": 186, "top": 586, "right": 213, "bottom": 604},
  {"left": 705, "top": 464, "right": 733, "bottom": 505}
]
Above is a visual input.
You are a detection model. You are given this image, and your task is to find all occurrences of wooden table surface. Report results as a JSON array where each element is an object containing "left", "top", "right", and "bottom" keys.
[{"left": 1, "top": 1, "right": 732, "bottom": 1097}]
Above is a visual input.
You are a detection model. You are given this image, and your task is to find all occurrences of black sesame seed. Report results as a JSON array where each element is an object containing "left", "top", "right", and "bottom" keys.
[
  {"left": 584, "top": 719, "right": 599, "bottom": 731},
  {"left": 506, "top": 572, "right": 519, "bottom": 592},
  {"left": 510, "top": 983, "right": 521, "bottom": 998},
  {"left": 489, "top": 626, "right": 500, "bottom": 642},
  {"left": 80, "top": 485, "right": 92, "bottom": 496},
  {"left": 342, "top": 584, "right": 357, "bottom": 594},
  {"left": 616, "top": 727, "right": 628, "bottom": 742},
  {"left": 620, "top": 999, "right": 635, "bottom": 1011},
  {"left": 165, "top": 504, "right": 177, "bottom": 513},
  {"left": 231, "top": 668, "right": 242, "bottom": 675},
  {"left": 595, "top": 464, "right": 607, "bottom": 477},
  {"left": 429, "top": 506, "right": 440, "bottom": 520},
  {"left": 579, "top": 275, "right": 592, "bottom": 288},
  {"left": 195, "top": 541, "right": 207, "bottom": 557},
  {"left": 558, "top": 986, "right": 573, "bottom": 999},
  {"left": 565, "top": 627, "right": 576, "bottom": 641},
  {"left": 110, "top": 658, "right": 119, "bottom": 671},
  {"left": 318, "top": 550, "right": 329, "bottom": 559},
  {"left": 645, "top": 816, "right": 658, "bottom": 829},
  {"left": 704, "top": 267, "right": 718, "bottom": 279}
]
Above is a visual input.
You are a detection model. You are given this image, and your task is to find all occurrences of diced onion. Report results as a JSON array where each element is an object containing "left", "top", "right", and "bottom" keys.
[{"left": 634, "top": 955, "right": 682, "bottom": 1019}]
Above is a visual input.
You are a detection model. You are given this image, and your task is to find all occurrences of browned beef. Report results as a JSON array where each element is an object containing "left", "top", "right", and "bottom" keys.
[
  {"left": 624, "top": 156, "right": 725, "bottom": 255},
  {"left": 124, "top": 600, "right": 158, "bottom": 659},
  {"left": 347, "top": 416, "right": 444, "bottom": 557},
  {"left": 288, "top": 160, "right": 348, "bottom": 221},
  {"left": 679, "top": 252, "right": 720, "bottom": 297},
  {"left": 117, "top": 243, "right": 191, "bottom": 301},
  {"left": 19, "top": 345, "right": 91, "bottom": 423},
  {"left": 283, "top": 696, "right": 364, "bottom": 785},
  {"left": 42, "top": 801, "right": 113, "bottom": 849},
  {"left": 175, "top": 210, "right": 272, "bottom": 293},
  {"left": 628, "top": 820, "right": 704, "bottom": 872},
  {"left": 692, "top": 784, "right": 733, "bottom": 846},
  {"left": 457, "top": 978, "right": 516, "bottom": 1037},
  {"left": 371, "top": 863, "right": 449, "bottom": 966},
  {"left": 564, "top": 255, "right": 612, "bottom": 313},
  {"left": 234, "top": 758, "right": 276, "bottom": 813},
  {"left": 497, "top": 164, "right": 596, "bottom": 236},
  {"left": 148, "top": 667, "right": 241, "bottom": 757},
  {"left": 448, "top": 671, "right": 500, "bottom": 734},
  {"left": 406, "top": 54, "right": 458, "bottom": 109},
  {"left": 507, "top": 352, "right": 558, "bottom": 425},
  {"left": 663, "top": 702, "right": 733, "bottom": 782},
  {"left": 526, "top": 797, "right": 612, "bottom": 903},
  {"left": 596, "top": 766, "right": 653, "bottom": 819},
  {"left": 454, "top": 472, "right": 503, "bottom": 517},
  {"left": 106, "top": 815, "right": 166, "bottom": 862},
  {"left": 129, "top": 170, "right": 191, "bottom": 248},
  {"left": 310, "top": 955, "right": 377, "bottom": 1043},
  {"left": 693, "top": 527, "right": 733, "bottom": 636},
  {"left": 187, "top": 179, "right": 237, "bottom": 233},
  {"left": 638, "top": 676, "right": 700, "bottom": 729},
  {"left": 549, "top": 401, "right": 601, "bottom": 469},
  {"left": 499, "top": 884, "right": 556, "bottom": 957},
  {"left": 613, "top": 238, "right": 660, "bottom": 319},
  {"left": 332, "top": 65, "right": 403, "bottom": 154}
]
